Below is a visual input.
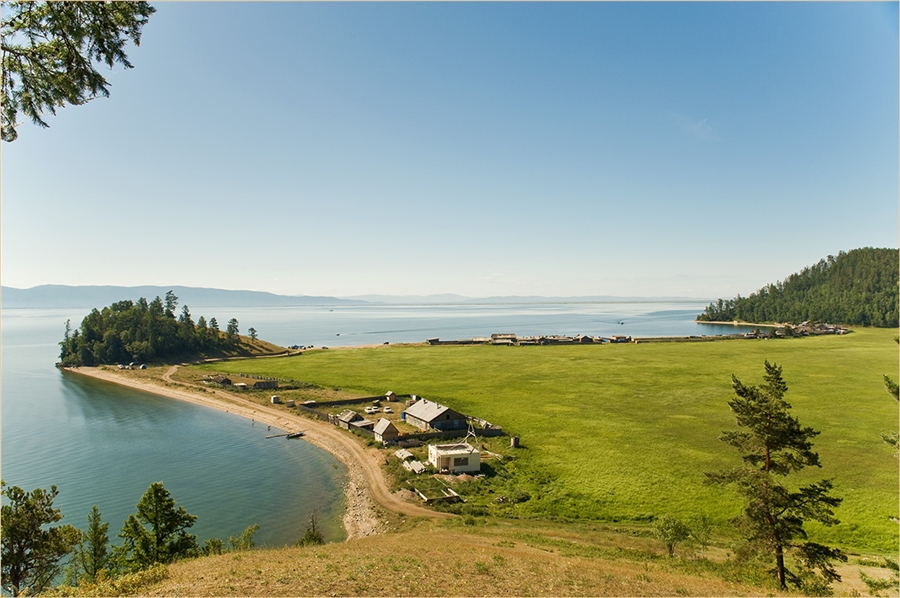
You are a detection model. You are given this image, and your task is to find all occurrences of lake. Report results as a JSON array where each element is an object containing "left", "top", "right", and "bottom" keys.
[{"left": 1, "top": 300, "right": 749, "bottom": 548}]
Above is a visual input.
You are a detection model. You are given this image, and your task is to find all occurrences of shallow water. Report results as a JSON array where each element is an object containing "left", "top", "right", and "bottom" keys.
[{"left": 2, "top": 308, "right": 347, "bottom": 547}]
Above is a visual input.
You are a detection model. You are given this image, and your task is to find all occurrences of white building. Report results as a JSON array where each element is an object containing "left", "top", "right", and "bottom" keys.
[{"left": 427, "top": 442, "right": 481, "bottom": 473}]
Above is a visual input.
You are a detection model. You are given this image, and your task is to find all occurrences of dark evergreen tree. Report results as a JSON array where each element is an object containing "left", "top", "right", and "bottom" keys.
[
  {"left": 706, "top": 362, "right": 846, "bottom": 592},
  {"left": 1, "top": 1, "right": 155, "bottom": 141},
  {"left": 117, "top": 482, "right": 198, "bottom": 571},
  {"left": 1, "top": 481, "right": 80, "bottom": 596},
  {"left": 65, "top": 505, "right": 110, "bottom": 586}
]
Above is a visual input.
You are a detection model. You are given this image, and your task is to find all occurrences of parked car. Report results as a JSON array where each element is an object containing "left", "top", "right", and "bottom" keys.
[{"left": 383, "top": 406, "right": 393, "bottom": 413}]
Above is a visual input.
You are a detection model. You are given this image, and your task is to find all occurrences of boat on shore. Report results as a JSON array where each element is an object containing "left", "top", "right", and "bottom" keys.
[{"left": 286, "top": 431, "right": 305, "bottom": 439}]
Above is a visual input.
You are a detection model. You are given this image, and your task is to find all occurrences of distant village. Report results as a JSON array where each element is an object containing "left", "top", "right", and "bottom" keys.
[{"left": 427, "top": 322, "right": 851, "bottom": 346}]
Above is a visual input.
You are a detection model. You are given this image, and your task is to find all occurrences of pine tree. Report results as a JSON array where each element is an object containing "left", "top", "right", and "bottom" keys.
[
  {"left": 705, "top": 361, "right": 846, "bottom": 591},
  {"left": 117, "top": 482, "right": 198, "bottom": 571},
  {"left": 2, "top": 1, "right": 155, "bottom": 141},
  {"left": 1, "top": 481, "right": 80, "bottom": 596}
]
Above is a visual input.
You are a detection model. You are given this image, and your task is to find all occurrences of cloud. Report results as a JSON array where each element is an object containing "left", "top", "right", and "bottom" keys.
[{"left": 677, "top": 115, "right": 722, "bottom": 142}]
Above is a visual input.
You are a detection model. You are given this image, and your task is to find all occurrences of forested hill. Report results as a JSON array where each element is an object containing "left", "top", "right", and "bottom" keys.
[
  {"left": 58, "top": 291, "right": 284, "bottom": 366},
  {"left": 697, "top": 247, "right": 899, "bottom": 327}
]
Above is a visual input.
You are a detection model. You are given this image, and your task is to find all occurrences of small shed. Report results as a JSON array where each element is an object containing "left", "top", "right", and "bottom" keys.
[
  {"left": 233, "top": 383, "right": 248, "bottom": 390},
  {"left": 212, "top": 375, "right": 232, "bottom": 386},
  {"left": 271, "top": 395, "right": 281, "bottom": 404},
  {"left": 254, "top": 380, "right": 278, "bottom": 390},
  {"left": 350, "top": 418, "right": 375, "bottom": 430},
  {"left": 373, "top": 418, "right": 399, "bottom": 444},
  {"left": 337, "top": 410, "right": 362, "bottom": 430},
  {"left": 428, "top": 442, "right": 481, "bottom": 473},
  {"left": 385, "top": 390, "right": 396, "bottom": 402}
]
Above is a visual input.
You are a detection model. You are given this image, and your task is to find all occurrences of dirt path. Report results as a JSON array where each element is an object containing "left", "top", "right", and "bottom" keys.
[{"left": 64, "top": 365, "right": 451, "bottom": 540}]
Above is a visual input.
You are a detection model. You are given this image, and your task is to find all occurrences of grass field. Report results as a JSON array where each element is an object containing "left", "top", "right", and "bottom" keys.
[{"left": 192, "top": 329, "right": 899, "bottom": 555}]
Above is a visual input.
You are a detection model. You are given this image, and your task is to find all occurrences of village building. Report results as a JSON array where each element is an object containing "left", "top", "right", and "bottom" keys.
[
  {"left": 490, "top": 333, "right": 517, "bottom": 345},
  {"left": 254, "top": 380, "right": 278, "bottom": 390},
  {"left": 373, "top": 418, "right": 399, "bottom": 444},
  {"left": 428, "top": 442, "right": 481, "bottom": 473},
  {"left": 337, "top": 410, "right": 363, "bottom": 430},
  {"left": 402, "top": 399, "right": 466, "bottom": 432},
  {"left": 211, "top": 375, "right": 232, "bottom": 386},
  {"left": 350, "top": 418, "right": 375, "bottom": 431}
]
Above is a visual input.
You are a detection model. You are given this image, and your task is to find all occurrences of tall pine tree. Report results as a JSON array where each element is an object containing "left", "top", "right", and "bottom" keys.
[{"left": 705, "top": 361, "right": 846, "bottom": 592}]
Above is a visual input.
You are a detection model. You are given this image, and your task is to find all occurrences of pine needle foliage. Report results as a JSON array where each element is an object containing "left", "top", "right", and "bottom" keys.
[
  {"left": 1, "top": 1, "right": 155, "bottom": 141},
  {"left": 705, "top": 361, "right": 847, "bottom": 593}
]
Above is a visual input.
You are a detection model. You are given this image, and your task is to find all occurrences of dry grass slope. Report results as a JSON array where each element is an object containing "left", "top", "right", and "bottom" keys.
[{"left": 143, "top": 522, "right": 775, "bottom": 597}]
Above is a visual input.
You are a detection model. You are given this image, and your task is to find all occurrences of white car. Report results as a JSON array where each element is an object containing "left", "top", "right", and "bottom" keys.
[{"left": 383, "top": 406, "right": 392, "bottom": 414}]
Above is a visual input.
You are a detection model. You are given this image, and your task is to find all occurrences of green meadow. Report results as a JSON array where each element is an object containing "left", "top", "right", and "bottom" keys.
[{"left": 193, "top": 329, "right": 899, "bottom": 555}]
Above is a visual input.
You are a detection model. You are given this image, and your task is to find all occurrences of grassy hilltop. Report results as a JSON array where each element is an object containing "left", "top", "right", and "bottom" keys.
[{"left": 195, "top": 328, "right": 899, "bottom": 556}]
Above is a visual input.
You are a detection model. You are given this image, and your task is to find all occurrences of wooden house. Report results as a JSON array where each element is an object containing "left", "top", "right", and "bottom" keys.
[
  {"left": 337, "top": 410, "right": 362, "bottom": 430},
  {"left": 402, "top": 399, "right": 466, "bottom": 432},
  {"left": 373, "top": 418, "right": 399, "bottom": 444}
]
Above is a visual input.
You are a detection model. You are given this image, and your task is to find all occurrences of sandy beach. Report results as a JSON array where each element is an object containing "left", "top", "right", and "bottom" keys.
[{"left": 63, "top": 365, "right": 449, "bottom": 541}]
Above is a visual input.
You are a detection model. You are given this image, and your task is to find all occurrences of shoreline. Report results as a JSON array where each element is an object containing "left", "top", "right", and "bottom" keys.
[
  {"left": 62, "top": 365, "right": 449, "bottom": 541},
  {"left": 695, "top": 320, "right": 783, "bottom": 328}
]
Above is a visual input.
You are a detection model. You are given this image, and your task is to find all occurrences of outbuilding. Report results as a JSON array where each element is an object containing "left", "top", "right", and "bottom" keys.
[
  {"left": 373, "top": 418, "right": 399, "bottom": 444},
  {"left": 427, "top": 443, "right": 481, "bottom": 473},
  {"left": 337, "top": 410, "right": 363, "bottom": 430}
]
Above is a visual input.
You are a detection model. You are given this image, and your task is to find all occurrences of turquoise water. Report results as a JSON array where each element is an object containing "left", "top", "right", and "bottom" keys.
[
  {"left": 2, "top": 308, "right": 347, "bottom": 548},
  {"left": 2, "top": 301, "right": 749, "bottom": 549}
]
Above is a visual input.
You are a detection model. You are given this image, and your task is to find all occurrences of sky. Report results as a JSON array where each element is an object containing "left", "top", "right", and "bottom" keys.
[{"left": 2, "top": 2, "right": 897, "bottom": 299}]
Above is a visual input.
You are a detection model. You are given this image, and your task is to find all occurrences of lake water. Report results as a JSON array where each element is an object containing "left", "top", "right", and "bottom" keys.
[
  {"left": 2, "top": 308, "right": 348, "bottom": 548},
  {"left": 1, "top": 301, "right": 749, "bottom": 549}
]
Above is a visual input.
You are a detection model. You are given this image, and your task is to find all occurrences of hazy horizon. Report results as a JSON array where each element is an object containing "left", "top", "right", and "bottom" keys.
[{"left": 3, "top": 3, "right": 897, "bottom": 298}]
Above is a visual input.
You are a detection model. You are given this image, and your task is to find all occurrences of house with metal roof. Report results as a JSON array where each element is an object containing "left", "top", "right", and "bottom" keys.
[
  {"left": 373, "top": 418, "right": 399, "bottom": 444},
  {"left": 402, "top": 399, "right": 466, "bottom": 432}
]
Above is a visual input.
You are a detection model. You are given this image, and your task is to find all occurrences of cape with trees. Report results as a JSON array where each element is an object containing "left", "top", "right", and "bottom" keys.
[
  {"left": 57, "top": 291, "right": 255, "bottom": 366},
  {"left": 696, "top": 247, "right": 899, "bottom": 327}
]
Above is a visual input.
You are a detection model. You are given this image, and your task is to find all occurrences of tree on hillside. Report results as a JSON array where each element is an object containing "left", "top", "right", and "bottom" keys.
[
  {"left": 226, "top": 318, "right": 239, "bottom": 344},
  {"left": 248, "top": 327, "right": 258, "bottom": 341},
  {"left": 117, "top": 482, "right": 198, "bottom": 571},
  {"left": 1, "top": 1, "right": 155, "bottom": 142},
  {"left": 705, "top": 362, "right": 846, "bottom": 593},
  {"left": 1, "top": 481, "right": 80, "bottom": 596},
  {"left": 653, "top": 514, "right": 691, "bottom": 558},
  {"left": 65, "top": 505, "right": 110, "bottom": 586}
]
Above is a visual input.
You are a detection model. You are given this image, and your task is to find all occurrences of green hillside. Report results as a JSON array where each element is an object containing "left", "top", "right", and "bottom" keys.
[{"left": 697, "top": 248, "right": 899, "bottom": 327}]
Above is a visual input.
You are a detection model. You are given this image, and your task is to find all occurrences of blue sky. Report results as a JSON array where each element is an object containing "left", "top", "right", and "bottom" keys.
[{"left": 2, "top": 2, "right": 897, "bottom": 298}]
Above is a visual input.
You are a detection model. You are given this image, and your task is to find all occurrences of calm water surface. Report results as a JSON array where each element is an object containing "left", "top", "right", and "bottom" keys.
[
  {"left": 2, "top": 301, "right": 749, "bottom": 547},
  {"left": 2, "top": 308, "right": 347, "bottom": 547}
]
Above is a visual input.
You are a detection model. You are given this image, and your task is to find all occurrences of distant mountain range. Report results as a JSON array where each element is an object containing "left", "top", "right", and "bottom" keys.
[
  {"left": 1, "top": 285, "right": 366, "bottom": 309},
  {"left": 1, "top": 285, "right": 710, "bottom": 309}
]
